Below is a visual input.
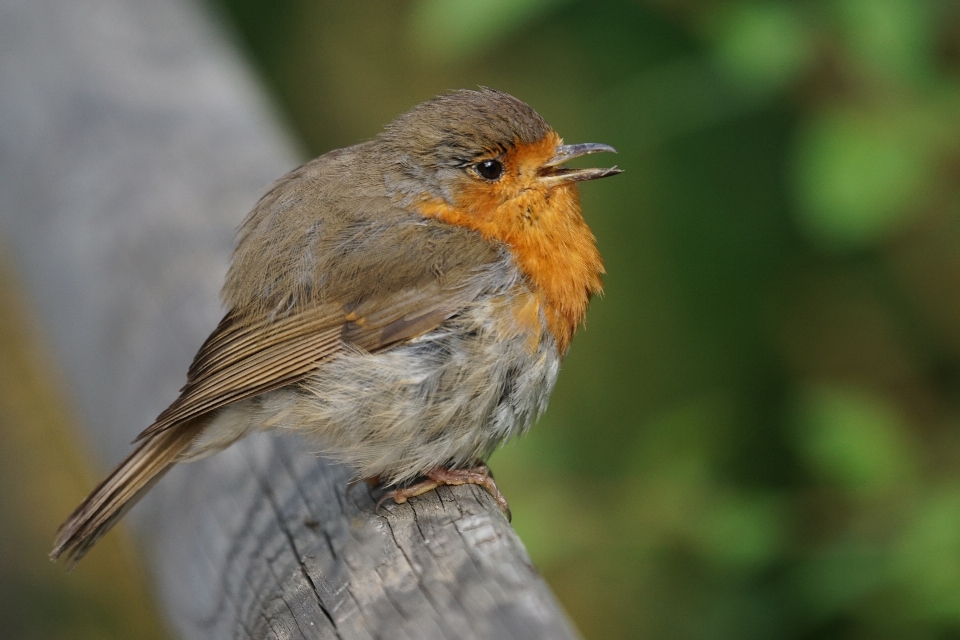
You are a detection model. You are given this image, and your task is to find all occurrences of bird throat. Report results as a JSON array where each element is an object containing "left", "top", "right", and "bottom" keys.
[{"left": 413, "top": 179, "right": 603, "bottom": 355}]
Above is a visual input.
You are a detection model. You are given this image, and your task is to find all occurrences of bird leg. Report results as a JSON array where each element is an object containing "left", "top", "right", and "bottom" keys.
[{"left": 376, "top": 464, "right": 511, "bottom": 520}]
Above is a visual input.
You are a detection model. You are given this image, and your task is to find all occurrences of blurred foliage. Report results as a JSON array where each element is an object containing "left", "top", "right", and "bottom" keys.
[
  {"left": 0, "top": 257, "right": 169, "bottom": 640},
  {"left": 204, "top": 0, "right": 960, "bottom": 638}
]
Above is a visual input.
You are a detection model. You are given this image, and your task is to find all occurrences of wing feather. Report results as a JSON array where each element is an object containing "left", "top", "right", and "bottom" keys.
[{"left": 134, "top": 278, "right": 483, "bottom": 442}]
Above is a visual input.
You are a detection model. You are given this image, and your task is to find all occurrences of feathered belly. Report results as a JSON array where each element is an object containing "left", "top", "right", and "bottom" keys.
[{"left": 195, "top": 292, "right": 561, "bottom": 483}]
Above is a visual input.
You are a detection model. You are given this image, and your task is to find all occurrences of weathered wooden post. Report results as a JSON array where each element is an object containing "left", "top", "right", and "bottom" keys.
[{"left": 0, "top": 0, "right": 581, "bottom": 637}]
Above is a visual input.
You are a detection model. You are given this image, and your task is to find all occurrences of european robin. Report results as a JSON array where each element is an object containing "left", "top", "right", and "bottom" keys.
[{"left": 51, "top": 88, "right": 621, "bottom": 564}]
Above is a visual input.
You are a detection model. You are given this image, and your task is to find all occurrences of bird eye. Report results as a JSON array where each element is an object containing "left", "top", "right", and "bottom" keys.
[{"left": 475, "top": 159, "right": 504, "bottom": 181}]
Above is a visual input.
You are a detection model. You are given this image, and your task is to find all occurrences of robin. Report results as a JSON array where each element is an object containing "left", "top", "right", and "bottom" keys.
[{"left": 51, "top": 88, "right": 621, "bottom": 564}]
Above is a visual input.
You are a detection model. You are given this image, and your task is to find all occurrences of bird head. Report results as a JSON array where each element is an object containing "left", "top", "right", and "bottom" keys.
[
  {"left": 379, "top": 88, "right": 621, "bottom": 353},
  {"left": 379, "top": 88, "right": 621, "bottom": 212}
]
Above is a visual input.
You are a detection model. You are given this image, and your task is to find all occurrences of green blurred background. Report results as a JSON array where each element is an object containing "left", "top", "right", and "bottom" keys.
[{"left": 5, "top": 0, "right": 960, "bottom": 638}]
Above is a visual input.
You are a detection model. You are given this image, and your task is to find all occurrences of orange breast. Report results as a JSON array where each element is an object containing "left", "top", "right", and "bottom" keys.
[{"left": 413, "top": 137, "right": 603, "bottom": 354}]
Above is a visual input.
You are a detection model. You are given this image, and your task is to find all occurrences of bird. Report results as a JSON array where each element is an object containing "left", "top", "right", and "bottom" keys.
[{"left": 51, "top": 88, "right": 621, "bottom": 564}]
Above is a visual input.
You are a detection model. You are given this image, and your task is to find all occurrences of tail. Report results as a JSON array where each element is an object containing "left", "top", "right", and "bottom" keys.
[{"left": 51, "top": 420, "right": 204, "bottom": 566}]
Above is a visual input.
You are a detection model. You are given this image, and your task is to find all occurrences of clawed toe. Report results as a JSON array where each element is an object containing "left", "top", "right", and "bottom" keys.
[{"left": 373, "top": 465, "right": 511, "bottom": 520}]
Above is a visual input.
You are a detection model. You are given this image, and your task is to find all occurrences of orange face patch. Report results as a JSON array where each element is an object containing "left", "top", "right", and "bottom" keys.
[{"left": 414, "top": 132, "right": 604, "bottom": 354}]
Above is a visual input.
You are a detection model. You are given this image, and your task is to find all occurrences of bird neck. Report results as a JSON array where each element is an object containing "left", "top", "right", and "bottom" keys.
[{"left": 413, "top": 183, "right": 603, "bottom": 355}]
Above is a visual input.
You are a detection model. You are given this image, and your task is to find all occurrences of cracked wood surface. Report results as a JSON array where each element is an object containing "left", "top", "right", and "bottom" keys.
[
  {"left": 156, "top": 434, "right": 578, "bottom": 639},
  {"left": 0, "top": 0, "right": 581, "bottom": 638}
]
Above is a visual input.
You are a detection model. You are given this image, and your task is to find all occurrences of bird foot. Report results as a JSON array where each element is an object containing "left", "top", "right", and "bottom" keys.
[{"left": 376, "top": 464, "right": 511, "bottom": 520}]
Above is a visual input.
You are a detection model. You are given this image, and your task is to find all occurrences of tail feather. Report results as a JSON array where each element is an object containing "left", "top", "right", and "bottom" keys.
[{"left": 51, "top": 420, "right": 204, "bottom": 566}]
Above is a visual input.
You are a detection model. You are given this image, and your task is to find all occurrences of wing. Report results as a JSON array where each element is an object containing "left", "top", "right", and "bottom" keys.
[
  {"left": 134, "top": 279, "right": 481, "bottom": 442},
  {"left": 135, "top": 148, "right": 507, "bottom": 442}
]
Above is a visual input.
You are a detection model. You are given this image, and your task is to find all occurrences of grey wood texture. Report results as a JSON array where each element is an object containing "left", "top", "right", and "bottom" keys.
[{"left": 0, "top": 0, "right": 581, "bottom": 638}]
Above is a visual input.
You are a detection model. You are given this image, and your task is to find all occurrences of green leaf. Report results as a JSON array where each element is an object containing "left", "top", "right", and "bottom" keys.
[
  {"left": 832, "top": 0, "right": 934, "bottom": 84},
  {"left": 710, "top": 2, "right": 815, "bottom": 92},
  {"left": 792, "top": 383, "right": 917, "bottom": 490},
  {"left": 793, "top": 108, "right": 932, "bottom": 249},
  {"left": 407, "top": 0, "right": 568, "bottom": 62}
]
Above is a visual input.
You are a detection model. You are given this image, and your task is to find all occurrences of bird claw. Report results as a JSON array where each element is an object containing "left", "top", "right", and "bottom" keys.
[{"left": 375, "top": 464, "right": 511, "bottom": 521}]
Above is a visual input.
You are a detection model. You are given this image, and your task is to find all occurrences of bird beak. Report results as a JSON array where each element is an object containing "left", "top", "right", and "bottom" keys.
[{"left": 539, "top": 143, "right": 623, "bottom": 187}]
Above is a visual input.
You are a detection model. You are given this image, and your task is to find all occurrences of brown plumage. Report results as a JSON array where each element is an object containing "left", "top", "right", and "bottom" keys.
[{"left": 51, "top": 88, "right": 621, "bottom": 565}]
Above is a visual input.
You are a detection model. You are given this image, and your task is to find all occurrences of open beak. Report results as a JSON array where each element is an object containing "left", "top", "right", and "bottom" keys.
[{"left": 539, "top": 143, "right": 623, "bottom": 187}]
